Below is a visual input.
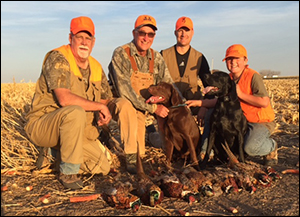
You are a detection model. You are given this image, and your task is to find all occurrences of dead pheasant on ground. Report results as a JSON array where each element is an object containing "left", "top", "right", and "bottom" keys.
[
  {"left": 101, "top": 180, "right": 141, "bottom": 212},
  {"left": 135, "top": 148, "right": 164, "bottom": 207}
]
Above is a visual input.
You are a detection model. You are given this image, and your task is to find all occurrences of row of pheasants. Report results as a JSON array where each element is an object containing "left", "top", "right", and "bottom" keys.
[{"left": 101, "top": 156, "right": 282, "bottom": 212}]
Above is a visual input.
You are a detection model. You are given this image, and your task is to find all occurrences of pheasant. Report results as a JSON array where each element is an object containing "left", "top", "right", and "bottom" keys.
[
  {"left": 266, "top": 166, "right": 282, "bottom": 181},
  {"left": 243, "top": 174, "right": 257, "bottom": 194},
  {"left": 160, "top": 170, "right": 202, "bottom": 204},
  {"left": 182, "top": 167, "right": 206, "bottom": 190},
  {"left": 135, "top": 147, "right": 164, "bottom": 207},
  {"left": 102, "top": 180, "right": 141, "bottom": 212},
  {"left": 221, "top": 174, "right": 242, "bottom": 194},
  {"left": 220, "top": 141, "right": 274, "bottom": 188},
  {"left": 160, "top": 174, "right": 184, "bottom": 198},
  {"left": 177, "top": 172, "right": 202, "bottom": 204}
]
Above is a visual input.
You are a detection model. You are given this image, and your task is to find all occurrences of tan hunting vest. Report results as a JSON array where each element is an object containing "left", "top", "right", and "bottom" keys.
[
  {"left": 162, "top": 46, "right": 203, "bottom": 100},
  {"left": 26, "top": 44, "right": 103, "bottom": 140}
]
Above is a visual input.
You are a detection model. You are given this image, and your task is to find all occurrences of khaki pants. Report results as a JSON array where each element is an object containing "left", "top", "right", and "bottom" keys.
[
  {"left": 24, "top": 105, "right": 110, "bottom": 175},
  {"left": 108, "top": 98, "right": 146, "bottom": 156}
]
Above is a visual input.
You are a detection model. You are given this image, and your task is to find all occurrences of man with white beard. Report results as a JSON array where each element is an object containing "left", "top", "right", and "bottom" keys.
[{"left": 25, "top": 16, "right": 118, "bottom": 190}]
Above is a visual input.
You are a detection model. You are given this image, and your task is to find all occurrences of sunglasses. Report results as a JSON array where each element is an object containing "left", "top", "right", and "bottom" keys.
[{"left": 137, "top": 31, "right": 156, "bottom": 38}]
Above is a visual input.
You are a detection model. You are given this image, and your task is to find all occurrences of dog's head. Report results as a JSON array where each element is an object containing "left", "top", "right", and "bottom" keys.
[
  {"left": 147, "top": 82, "right": 182, "bottom": 107},
  {"left": 203, "top": 71, "right": 235, "bottom": 97}
]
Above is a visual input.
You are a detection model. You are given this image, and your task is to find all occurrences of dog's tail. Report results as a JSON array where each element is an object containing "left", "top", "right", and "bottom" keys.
[{"left": 221, "top": 141, "right": 239, "bottom": 167}]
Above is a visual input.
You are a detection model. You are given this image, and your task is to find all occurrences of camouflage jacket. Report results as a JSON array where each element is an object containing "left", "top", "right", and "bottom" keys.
[
  {"left": 108, "top": 41, "right": 176, "bottom": 114},
  {"left": 42, "top": 50, "right": 113, "bottom": 100}
]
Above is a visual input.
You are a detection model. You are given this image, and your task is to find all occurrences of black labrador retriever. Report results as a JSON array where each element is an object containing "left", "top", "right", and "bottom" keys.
[
  {"left": 200, "top": 71, "right": 248, "bottom": 169},
  {"left": 147, "top": 82, "right": 201, "bottom": 170}
]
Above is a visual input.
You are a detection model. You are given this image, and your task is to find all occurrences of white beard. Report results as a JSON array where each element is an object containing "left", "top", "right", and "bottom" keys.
[{"left": 78, "top": 46, "right": 90, "bottom": 59}]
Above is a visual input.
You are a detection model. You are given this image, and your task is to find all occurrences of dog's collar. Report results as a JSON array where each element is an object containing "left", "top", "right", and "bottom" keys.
[{"left": 170, "top": 103, "right": 187, "bottom": 108}]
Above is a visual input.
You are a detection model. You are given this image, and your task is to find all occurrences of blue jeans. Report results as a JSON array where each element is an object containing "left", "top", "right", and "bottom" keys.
[
  {"left": 60, "top": 161, "right": 80, "bottom": 175},
  {"left": 244, "top": 122, "right": 276, "bottom": 157},
  {"left": 50, "top": 148, "right": 80, "bottom": 175},
  {"left": 201, "top": 109, "right": 276, "bottom": 157}
]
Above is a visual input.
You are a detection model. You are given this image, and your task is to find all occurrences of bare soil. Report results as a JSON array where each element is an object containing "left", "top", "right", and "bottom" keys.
[{"left": 1, "top": 120, "right": 299, "bottom": 216}]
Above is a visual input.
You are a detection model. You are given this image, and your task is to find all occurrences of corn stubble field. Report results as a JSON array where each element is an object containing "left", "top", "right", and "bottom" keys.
[{"left": 1, "top": 77, "right": 299, "bottom": 216}]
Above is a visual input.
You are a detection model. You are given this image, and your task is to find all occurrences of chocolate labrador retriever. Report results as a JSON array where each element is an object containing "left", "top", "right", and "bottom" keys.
[
  {"left": 147, "top": 82, "right": 201, "bottom": 170},
  {"left": 200, "top": 71, "right": 248, "bottom": 169}
]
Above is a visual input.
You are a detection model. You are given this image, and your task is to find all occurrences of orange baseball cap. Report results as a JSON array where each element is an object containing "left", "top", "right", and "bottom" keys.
[
  {"left": 134, "top": 15, "right": 157, "bottom": 30},
  {"left": 176, "top": 16, "right": 193, "bottom": 31},
  {"left": 70, "top": 16, "right": 95, "bottom": 36},
  {"left": 223, "top": 44, "right": 248, "bottom": 61}
]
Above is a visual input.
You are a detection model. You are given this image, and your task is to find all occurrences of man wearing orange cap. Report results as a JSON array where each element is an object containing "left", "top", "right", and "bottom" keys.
[
  {"left": 108, "top": 15, "right": 182, "bottom": 174},
  {"left": 25, "top": 16, "right": 120, "bottom": 189},
  {"left": 160, "top": 16, "right": 212, "bottom": 160},
  {"left": 161, "top": 16, "right": 211, "bottom": 115},
  {"left": 186, "top": 44, "right": 278, "bottom": 166}
]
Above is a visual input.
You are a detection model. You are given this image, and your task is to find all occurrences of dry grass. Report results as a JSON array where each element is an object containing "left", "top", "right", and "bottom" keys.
[
  {"left": 1, "top": 78, "right": 299, "bottom": 172},
  {"left": 1, "top": 82, "right": 38, "bottom": 172}
]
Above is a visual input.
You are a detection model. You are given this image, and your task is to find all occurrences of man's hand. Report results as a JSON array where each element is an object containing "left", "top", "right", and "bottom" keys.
[
  {"left": 185, "top": 100, "right": 203, "bottom": 108},
  {"left": 155, "top": 104, "right": 169, "bottom": 118},
  {"left": 97, "top": 106, "right": 112, "bottom": 126},
  {"left": 197, "top": 107, "right": 208, "bottom": 127}
]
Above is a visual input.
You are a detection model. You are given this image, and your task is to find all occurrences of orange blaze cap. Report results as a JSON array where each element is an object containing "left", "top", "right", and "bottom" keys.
[
  {"left": 223, "top": 44, "right": 248, "bottom": 61},
  {"left": 134, "top": 15, "right": 157, "bottom": 30},
  {"left": 176, "top": 16, "right": 193, "bottom": 31},
  {"left": 70, "top": 16, "right": 95, "bottom": 36}
]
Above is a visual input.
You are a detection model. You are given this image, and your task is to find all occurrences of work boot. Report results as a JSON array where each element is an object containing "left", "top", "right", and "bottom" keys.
[
  {"left": 59, "top": 173, "right": 83, "bottom": 190},
  {"left": 126, "top": 153, "right": 137, "bottom": 174},
  {"left": 263, "top": 140, "right": 278, "bottom": 166}
]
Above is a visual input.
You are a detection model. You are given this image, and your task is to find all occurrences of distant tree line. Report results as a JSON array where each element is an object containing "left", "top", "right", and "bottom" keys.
[
  {"left": 259, "top": 70, "right": 281, "bottom": 77},
  {"left": 210, "top": 69, "right": 281, "bottom": 78}
]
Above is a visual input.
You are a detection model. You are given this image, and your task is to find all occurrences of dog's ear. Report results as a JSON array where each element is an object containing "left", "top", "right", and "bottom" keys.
[
  {"left": 170, "top": 84, "right": 183, "bottom": 106},
  {"left": 229, "top": 79, "right": 238, "bottom": 99},
  {"left": 221, "top": 73, "right": 234, "bottom": 97}
]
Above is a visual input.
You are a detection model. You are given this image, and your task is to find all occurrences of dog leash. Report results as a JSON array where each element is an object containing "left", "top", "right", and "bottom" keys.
[{"left": 170, "top": 103, "right": 187, "bottom": 108}]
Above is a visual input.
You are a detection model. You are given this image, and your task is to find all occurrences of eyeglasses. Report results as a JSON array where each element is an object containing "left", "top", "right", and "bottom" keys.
[{"left": 136, "top": 31, "right": 156, "bottom": 38}]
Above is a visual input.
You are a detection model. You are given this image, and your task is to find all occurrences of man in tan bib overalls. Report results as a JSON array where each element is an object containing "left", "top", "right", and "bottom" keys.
[{"left": 108, "top": 15, "right": 182, "bottom": 174}]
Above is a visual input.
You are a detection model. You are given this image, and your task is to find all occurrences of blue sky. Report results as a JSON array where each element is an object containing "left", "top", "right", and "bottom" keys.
[{"left": 1, "top": 1, "right": 299, "bottom": 83}]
